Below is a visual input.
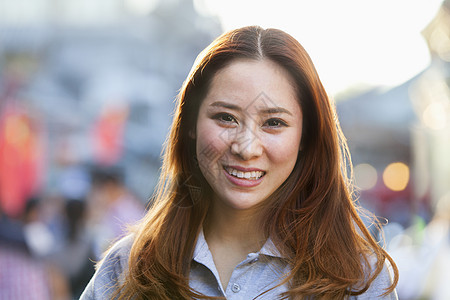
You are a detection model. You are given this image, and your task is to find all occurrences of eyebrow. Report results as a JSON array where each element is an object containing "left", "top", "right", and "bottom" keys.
[
  {"left": 210, "top": 101, "right": 292, "bottom": 116},
  {"left": 210, "top": 101, "right": 242, "bottom": 111},
  {"left": 260, "top": 107, "right": 292, "bottom": 116}
]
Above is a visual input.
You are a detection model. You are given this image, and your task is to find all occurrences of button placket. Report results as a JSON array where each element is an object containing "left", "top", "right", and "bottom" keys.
[{"left": 227, "top": 253, "right": 262, "bottom": 297}]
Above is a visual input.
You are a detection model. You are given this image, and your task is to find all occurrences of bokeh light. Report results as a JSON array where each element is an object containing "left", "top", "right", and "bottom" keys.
[
  {"left": 354, "top": 163, "right": 378, "bottom": 190},
  {"left": 423, "top": 102, "right": 448, "bottom": 130},
  {"left": 383, "top": 162, "right": 410, "bottom": 192}
]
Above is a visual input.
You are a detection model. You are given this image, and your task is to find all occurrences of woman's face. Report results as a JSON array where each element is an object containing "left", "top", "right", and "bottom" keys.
[{"left": 195, "top": 58, "right": 303, "bottom": 211}]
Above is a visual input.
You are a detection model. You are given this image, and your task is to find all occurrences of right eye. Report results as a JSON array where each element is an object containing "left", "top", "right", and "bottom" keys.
[{"left": 213, "top": 113, "right": 237, "bottom": 124}]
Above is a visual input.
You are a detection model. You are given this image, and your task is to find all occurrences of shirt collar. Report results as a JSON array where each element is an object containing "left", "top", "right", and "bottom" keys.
[
  {"left": 193, "top": 229, "right": 285, "bottom": 261},
  {"left": 193, "top": 229, "right": 210, "bottom": 262},
  {"left": 259, "top": 237, "right": 284, "bottom": 258}
]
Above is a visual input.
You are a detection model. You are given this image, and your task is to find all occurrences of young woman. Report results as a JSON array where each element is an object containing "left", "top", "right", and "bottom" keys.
[{"left": 81, "top": 26, "right": 398, "bottom": 299}]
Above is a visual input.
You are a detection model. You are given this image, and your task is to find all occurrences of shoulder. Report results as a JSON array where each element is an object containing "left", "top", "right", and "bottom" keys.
[
  {"left": 80, "top": 234, "right": 135, "bottom": 300},
  {"left": 352, "top": 260, "right": 398, "bottom": 300}
]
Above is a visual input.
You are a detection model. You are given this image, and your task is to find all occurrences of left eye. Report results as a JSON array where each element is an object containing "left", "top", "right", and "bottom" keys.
[{"left": 264, "top": 118, "right": 286, "bottom": 127}]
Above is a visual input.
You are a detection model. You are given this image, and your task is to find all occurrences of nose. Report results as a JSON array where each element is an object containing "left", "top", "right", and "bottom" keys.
[{"left": 230, "top": 125, "right": 263, "bottom": 160}]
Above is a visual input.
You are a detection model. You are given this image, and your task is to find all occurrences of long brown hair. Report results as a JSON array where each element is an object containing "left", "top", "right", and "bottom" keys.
[{"left": 117, "top": 25, "right": 398, "bottom": 299}]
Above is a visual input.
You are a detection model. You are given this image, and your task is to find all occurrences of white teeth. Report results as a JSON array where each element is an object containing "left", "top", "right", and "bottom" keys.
[{"left": 225, "top": 167, "right": 265, "bottom": 180}]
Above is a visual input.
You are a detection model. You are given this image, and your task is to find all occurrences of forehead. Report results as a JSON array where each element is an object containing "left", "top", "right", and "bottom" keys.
[{"left": 203, "top": 58, "right": 300, "bottom": 112}]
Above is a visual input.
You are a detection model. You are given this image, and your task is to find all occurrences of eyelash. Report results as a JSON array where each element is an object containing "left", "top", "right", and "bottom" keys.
[
  {"left": 212, "top": 113, "right": 288, "bottom": 128},
  {"left": 263, "top": 118, "right": 288, "bottom": 128},
  {"left": 213, "top": 113, "right": 237, "bottom": 124}
]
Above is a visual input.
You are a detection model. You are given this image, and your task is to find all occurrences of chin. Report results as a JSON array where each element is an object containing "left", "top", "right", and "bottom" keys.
[{"left": 222, "top": 195, "right": 265, "bottom": 211}]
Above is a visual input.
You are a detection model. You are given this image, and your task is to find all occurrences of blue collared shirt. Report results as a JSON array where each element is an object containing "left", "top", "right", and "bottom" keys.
[
  {"left": 80, "top": 233, "right": 398, "bottom": 299},
  {"left": 190, "top": 231, "right": 291, "bottom": 299}
]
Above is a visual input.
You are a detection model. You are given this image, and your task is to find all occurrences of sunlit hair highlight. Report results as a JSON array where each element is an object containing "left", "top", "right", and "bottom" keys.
[{"left": 114, "top": 25, "right": 398, "bottom": 299}]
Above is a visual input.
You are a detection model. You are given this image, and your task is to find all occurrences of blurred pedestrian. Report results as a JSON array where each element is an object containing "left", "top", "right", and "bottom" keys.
[
  {"left": 51, "top": 198, "right": 96, "bottom": 299},
  {"left": 0, "top": 200, "right": 62, "bottom": 299},
  {"left": 87, "top": 166, "right": 145, "bottom": 258},
  {"left": 22, "top": 197, "right": 56, "bottom": 258},
  {"left": 81, "top": 26, "right": 398, "bottom": 299}
]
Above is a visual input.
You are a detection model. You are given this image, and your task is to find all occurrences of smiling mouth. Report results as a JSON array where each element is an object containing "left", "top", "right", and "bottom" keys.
[{"left": 224, "top": 166, "right": 265, "bottom": 180}]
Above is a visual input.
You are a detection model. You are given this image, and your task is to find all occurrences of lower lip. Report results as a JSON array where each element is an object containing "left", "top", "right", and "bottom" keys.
[{"left": 223, "top": 169, "right": 264, "bottom": 187}]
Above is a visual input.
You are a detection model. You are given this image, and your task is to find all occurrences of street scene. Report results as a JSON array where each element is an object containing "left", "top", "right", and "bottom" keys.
[{"left": 0, "top": 0, "right": 449, "bottom": 299}]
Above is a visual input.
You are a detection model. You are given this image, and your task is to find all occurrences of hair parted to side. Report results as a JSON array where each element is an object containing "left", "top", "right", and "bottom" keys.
[{"left": 115, "top": 25, "right": 398, "bottom": 299}]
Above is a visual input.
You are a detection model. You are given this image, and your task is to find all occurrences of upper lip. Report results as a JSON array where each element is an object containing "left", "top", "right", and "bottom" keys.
[{"left": 224, "top": 165, "right": 265, "bottom": 172}]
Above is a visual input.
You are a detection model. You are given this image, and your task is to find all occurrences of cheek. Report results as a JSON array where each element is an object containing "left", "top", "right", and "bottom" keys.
[
  {"left": 196, "top": 121, "right": 228, "bottom": 166},
  {"left": 265, "top": 129, "right": 302, "bottom": 166}
]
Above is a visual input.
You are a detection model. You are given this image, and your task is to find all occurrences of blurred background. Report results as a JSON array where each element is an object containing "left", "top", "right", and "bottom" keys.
[{"left": 0, "top": 0, "right": 449, "bottom": 299}]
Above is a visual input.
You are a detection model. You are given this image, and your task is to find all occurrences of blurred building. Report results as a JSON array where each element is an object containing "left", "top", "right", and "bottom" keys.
[
  {"left": 337, "top": 73, "right": 419, "bottom": 226},
  {"left": 412, "top": 0, "right": 450, "bottom": 218},
  {"left": 0, "top": 0, "right": 222, "bottom": 203},
  {"left": 337, "top": 0, "right": 450, "bottom": 227}
]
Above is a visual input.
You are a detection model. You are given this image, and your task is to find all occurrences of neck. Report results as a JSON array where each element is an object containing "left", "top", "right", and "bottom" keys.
[
  {"left": 203, "top": 200, "right": 266, "bottom": 253},
  {"left": 202, "top": 198, "right": 268, "bottom": 290}
]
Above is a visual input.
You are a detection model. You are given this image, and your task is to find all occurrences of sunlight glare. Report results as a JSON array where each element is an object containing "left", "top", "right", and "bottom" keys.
[{"left": 195, "top": 0, "right": 445, "bottom": 95}]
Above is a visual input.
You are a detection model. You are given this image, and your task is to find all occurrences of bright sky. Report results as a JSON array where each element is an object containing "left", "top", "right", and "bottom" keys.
[{"left": 194, "top": 0, "right": 444, "bottom": 96}]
